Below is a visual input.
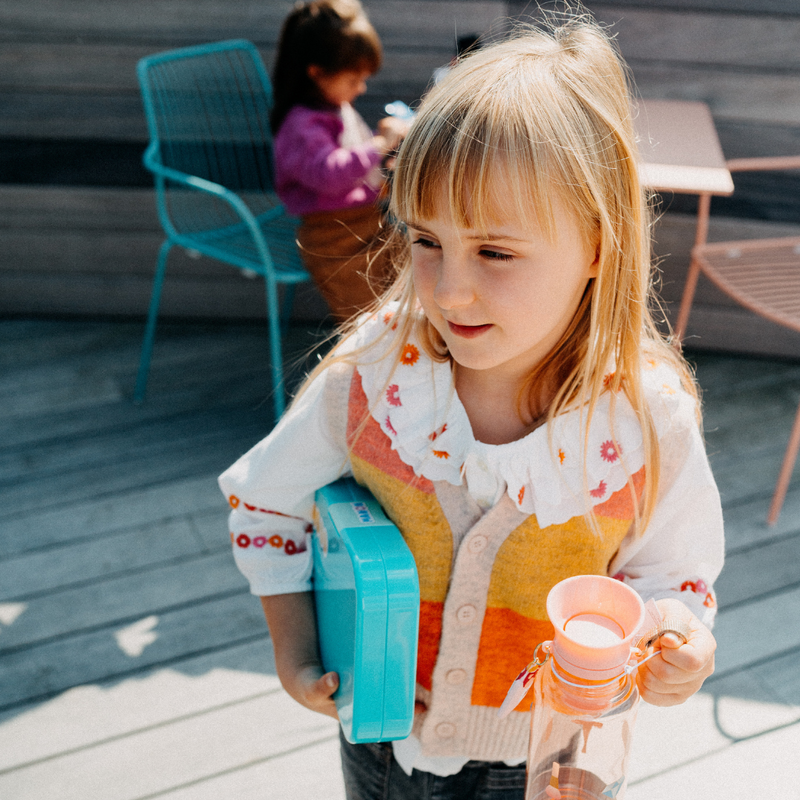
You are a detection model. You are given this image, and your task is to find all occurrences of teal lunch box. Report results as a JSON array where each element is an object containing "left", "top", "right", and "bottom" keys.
[{"left": 312, "top": 478, "right": 420, "bottom": 744}]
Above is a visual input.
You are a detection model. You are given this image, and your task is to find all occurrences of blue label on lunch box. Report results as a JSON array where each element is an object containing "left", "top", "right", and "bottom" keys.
[{"left": 351, "top": 501, "right": 374, "bottom": 524}]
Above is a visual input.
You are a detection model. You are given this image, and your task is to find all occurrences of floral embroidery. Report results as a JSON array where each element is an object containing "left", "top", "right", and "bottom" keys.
[
  {"left": 383, "top": 311, "right": 398, "bottom": 330},
  {"left": 234, "top": 532, "right": 305, "bottom": 555},
  {"left": 229, "top": 495, "right": 240, "bottom": 508},
  {"left": 680, "top": 579, "right": 715, "bottom": 608},
  {"left": 518, "top": 486, "right": 525, "bottom": 504},
  {"left": 400, "top": 343, "right": 420, "bottom": 365},
  {"left": 603, "top": 372, "right": 615, "bottom": 388},
  {"left": 429, "top": 423, "right": 448, "bottom": 441},
  {"left": 589, "top": 480, "right": 607, "bottom": 498},
  {"left": 661, "top": 383, "right": 676, "bottom": 395},
  {"left": 600, "top": 439, "right": 622, "bottom": 463},
  {"left": 387, "top": 384, "right": 402, "bottom": 407},
  {"left": 432, "top": 450, "right": 450, "bottom": 459},
  {"left": 645, "top": 358, "right": 657, "bottom": 370},
  {"left": 385, "top": 416, "right": 398, "bottom": 436},
  {"left": 558, "top": 448, "right": 566, "bottom": 464}
]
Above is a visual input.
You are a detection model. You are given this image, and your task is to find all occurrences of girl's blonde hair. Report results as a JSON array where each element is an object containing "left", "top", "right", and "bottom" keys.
[{"left": 297, "top": 13, "right": 698, "bottom": 534}]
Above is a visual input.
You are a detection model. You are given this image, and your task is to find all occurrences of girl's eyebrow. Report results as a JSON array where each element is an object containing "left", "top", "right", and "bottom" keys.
[{"left": 405, "top": 220, "right": 527, "bottom": 243}]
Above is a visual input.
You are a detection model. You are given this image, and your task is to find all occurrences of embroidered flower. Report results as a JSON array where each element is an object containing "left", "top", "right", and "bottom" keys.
[
  {"left": 253, "top": 536, "right": 267, "bottom": 548},
  {"left": 600, "top": 439, "right": 622, "bottom": 463},
  {"left": 661, "top": 383, "right": 676, "bottom": 395},
  {"left": 518, "top": 486, "right": 525, "bottom": 504},
  {"left": 429, "top": 423, "right": 448, "bottom": 441},
  {"left": 558, "top": 448, "right": 566, "bottom": 465},
  {"left": 386, "top": 384, "right": 402, "bottom": 407},
  {"left": 285, "top": 539, "right": 298, "bottom": 555},
  {"left": 645, "top": 358, "right": 657, "bottom": 370},
  {"left": 383, "top": 311, "right": 394, "bottom": 326},
  {"left": 432, "top": 450, "right": 450, "bottom": 459},
  {"left": 229, "top": 495, "right": 240, "bottom": 508},
  {"left": 236, "top": 534, "right": 251, "bottom": 548},
  {"left": 589, "top": 480, "right": 607, "bottom": 498},
  {"left": 400, "top": 343, "right": 420, "bottom": 366},
  {"left": 385, "top": 415, "right": 398, "bottom": 436},
  {"left": 269, "top": 534, "right": 284, "bottom": 549}
]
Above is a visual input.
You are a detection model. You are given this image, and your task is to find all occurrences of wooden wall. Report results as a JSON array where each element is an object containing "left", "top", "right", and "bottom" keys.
[{"left": 2, "top": 0, "right": 800, "bottom": 356}]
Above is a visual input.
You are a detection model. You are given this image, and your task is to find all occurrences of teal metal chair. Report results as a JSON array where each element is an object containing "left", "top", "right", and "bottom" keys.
[{"left": 135, "top": 40, "right": 309, "bottom": 418}]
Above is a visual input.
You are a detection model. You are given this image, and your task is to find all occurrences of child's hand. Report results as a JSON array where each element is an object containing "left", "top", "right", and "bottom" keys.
[
  {"left": 636, "top": 598, "right": 716, "bottom": 707},
  {"left": 375, "top": 116, "right": 410, "bottom": 154},
  {"left": 260, "top": 593, "right": 340, "bottom": 720},
  {"left": 285, "top": 663, "right": 340, "bottom": 719}
]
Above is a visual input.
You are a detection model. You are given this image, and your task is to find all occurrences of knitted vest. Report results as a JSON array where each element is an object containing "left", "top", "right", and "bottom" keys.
[{"left": 342, "top": 367, "right": 642, "bottom": 761}]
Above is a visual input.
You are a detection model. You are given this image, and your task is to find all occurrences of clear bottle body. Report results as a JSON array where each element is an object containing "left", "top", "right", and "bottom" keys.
[{"left": 526, "top": 657, "right": 639, "bottom": 800}]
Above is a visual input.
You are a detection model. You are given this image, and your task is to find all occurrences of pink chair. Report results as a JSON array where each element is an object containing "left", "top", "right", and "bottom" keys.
[{"left": 675, "top": 155, "right": 800, "bottom": 525}]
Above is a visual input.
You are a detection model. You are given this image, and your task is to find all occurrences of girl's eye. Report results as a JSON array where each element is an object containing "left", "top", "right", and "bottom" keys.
[
  {"left": 412, "top": 236, "right": 439, "bottom": 250},
  {"left": 480, "top": 248, "right": 514, "bottom": 262}
]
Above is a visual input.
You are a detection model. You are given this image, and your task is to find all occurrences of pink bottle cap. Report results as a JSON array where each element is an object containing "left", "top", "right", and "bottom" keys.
[{"left": 547, "top": 575, "right": 645, "bottom": 680}]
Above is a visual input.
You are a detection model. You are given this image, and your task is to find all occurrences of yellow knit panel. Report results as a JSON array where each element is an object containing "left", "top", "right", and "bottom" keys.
[
  {"left": 350, "top": 454, "right": 453, "bottom": 604},
  {"left": 486, "top": 514, "right": 632, "bottom": 618}
]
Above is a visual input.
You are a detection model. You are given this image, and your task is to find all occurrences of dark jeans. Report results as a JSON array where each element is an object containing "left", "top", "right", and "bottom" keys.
[{"left": 339, "top": 730, "right": 526, "bottom": 800}]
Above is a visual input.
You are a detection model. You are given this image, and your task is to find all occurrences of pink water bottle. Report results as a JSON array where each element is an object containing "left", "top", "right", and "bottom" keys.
[{"left": 522, "top": 576, "right": 647, "bottom": 799}]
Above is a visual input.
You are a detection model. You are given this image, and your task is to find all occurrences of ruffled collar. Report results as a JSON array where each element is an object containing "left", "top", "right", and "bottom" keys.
[{"left": 350, "top": 305, "right": 691, "bottom": 528}]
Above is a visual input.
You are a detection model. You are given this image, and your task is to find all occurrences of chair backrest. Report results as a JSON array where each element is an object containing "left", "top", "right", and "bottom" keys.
[{"left": 137, "top": 40, "right": 279, "bottom": 230}]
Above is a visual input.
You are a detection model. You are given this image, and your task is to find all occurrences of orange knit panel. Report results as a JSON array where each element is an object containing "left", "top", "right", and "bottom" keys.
[
  {"left": 594, "top": 466, "right": 646, "bottom": 519},
  {"left": 472, "top": 608, "right": 555, "bottom": 710},
  {"left": 347, "top": 370, "right": 435, "bottom": 494},
  {"left": 417, "top": 600, "right": 444, "bottom": 691}
]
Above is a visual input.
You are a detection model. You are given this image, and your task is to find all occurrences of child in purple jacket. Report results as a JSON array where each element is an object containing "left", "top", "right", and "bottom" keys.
[{"left": 272, "top": 0, "right": 408, "bottom": 321}]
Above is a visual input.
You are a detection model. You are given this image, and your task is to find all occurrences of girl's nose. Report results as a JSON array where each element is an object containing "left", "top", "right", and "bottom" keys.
[{"left": 434, "top": 257, "right": 474, "bottom": 310}]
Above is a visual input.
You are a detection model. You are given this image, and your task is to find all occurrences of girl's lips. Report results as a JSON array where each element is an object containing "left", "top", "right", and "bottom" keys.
[{"left": 447, "top": 321, "right": 493, "bottom": 339}]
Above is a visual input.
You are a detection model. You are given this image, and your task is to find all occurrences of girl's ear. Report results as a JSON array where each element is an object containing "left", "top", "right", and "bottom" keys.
[{"left": 588, "top": 241, "right": 601, "bottom": 278}]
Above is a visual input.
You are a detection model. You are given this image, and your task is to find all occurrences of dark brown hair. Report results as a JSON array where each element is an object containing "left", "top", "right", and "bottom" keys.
[{"left": 271, "top": 0, "right": 383, "bottom": 132}]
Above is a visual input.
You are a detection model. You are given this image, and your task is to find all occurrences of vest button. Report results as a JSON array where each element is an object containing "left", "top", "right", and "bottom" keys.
[
  {"left": 446, "top": 668, "right": 467, "bottom": 685},
  {"left": 436, "top": 721, "right": 456, "bottom": 739},
  {"left": 468, "top": 535, "right": 487, "bottom": 553},
  {"left": 456, "top": 604, "right": 477, "bottom": 623}
]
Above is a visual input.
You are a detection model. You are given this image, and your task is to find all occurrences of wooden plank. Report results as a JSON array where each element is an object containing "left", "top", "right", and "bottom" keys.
[
  {"left": 593, "top": 4, "right": 800, "bottom": 69},
  {"left": 0, "top": 551, "right": 247, "bottom": 651},
  {"left": 712, "top": 584, "right": 800, "bottom": 678},
  {"left": 154, "top": 736, "right": 345, "bottom": 800},
  {"left": 0, "top": 689, "right": 338, "bottom": 800},
  {"left": 0, "top": 475, "right": 222, "bottom": 558},
  {"left": 0, "top": 638, "right": 280, "bottom": 768},
  {"left": 0, "top": 591, "right": 265, "bottom": 710},
  {"left": 0, "top": 517, "right": 214, "bottom": 602},
  {"left": 715, "top": 532, "right": 800, "bottom": 609}
]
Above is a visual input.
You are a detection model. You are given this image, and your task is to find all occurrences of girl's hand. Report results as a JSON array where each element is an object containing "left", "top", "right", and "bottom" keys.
[
  {"left": 286, "top": 663, "right": 340, "bottom": 719},
  {"left": 374, "top": 116, "right": 410, "bottom": 154},
  {"left": 260, "top": 593, "right": 340, "bottom": 720},
  {"left": 636, "top": 598, "right": 716, "bottom": 707}
]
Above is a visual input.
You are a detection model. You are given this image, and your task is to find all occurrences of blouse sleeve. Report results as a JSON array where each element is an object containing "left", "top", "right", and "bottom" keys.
[
  {"left": 277, "top": 111, "right": 381, "bottom": 197},
  {"left": 608, "top": 394, "right": 725, "bottom": 628},
  {"left": 217, "top": 362, "right": 353, "bottom": 596}
]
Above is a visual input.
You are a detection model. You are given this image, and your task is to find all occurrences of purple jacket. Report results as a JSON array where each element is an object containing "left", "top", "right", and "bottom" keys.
[{"left": 274, "top": 104, "right": 383, "bottom": 216}]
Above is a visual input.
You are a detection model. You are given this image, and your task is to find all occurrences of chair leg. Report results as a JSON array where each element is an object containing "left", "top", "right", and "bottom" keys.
[
  {"left": 767, "top": 398, "right": 800, "bottom": 526},
  {"left": 674, "top": 254, "right": 702, "bottom": 346},
  {"left": 134, "top": 240, "right": 172, "bottom": 403},
  {"left": 265, "top": 274, "right": 286, "bottom": 420}
]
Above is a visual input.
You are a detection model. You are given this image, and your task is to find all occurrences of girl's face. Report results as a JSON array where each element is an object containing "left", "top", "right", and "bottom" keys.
[
  {"left": 307, "top": 65, "right": 371, "bottom": 107},
  {"left": 408, "top": 186, "right": 598, "bottom": 392}
]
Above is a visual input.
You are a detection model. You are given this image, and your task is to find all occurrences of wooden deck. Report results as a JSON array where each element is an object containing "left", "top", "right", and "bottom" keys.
[{"left": 1, "top": 316, "right": 800, "bottom": 798}]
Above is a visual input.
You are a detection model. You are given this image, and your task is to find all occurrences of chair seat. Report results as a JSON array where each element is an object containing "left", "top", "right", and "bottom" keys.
[
  {"left": 181, "top": 212, "right": 308, "bottom": 282},
  {"left": 694, "top": 235, "right": 800, "bottom": 334}
]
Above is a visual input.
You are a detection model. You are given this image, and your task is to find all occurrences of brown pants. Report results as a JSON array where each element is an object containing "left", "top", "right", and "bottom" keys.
[{"left": 297, "top": 203, "right": 394, "bottom": 323}]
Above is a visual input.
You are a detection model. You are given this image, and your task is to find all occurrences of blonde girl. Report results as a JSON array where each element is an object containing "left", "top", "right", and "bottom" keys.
[{"left": 220, "top": 14, "right": 723, "bottom": 800}]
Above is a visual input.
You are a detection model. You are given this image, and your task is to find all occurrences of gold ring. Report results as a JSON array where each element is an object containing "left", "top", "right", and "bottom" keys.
[{"left": 636, "top": 618, "right": 692, "bottom": 650}]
